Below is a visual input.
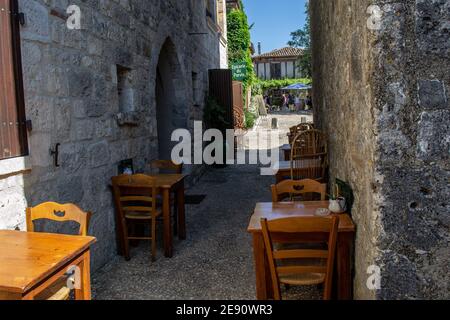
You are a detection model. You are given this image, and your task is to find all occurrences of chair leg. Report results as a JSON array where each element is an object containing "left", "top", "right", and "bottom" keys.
[
  {"left": 151, "top": 219, "right": 156, "bottom": 262},
  {"left": 173, "top": 199, "right": 178, "bottom": 236},
  {"left": 122, "top": 219, "right": 131, "bottom": 261}
]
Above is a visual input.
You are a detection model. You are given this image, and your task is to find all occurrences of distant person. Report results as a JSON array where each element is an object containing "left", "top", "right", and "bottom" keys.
[
  {"left": 282, "top": 94, "right": 289, "bottom": 111},
  {"left": 289, "top": 93, "right": 294, "bottom": 105},
  {"left": 306, "top": 95, "right": 313, "bottom": 110},
  {"left": 288, "top": 94, "right": 295, "bottom": 111},
  {"left": 265, "top": 95, "right": 271, "bottom": 108},
  {"left": 295, "top": 96, "right": 301, "bottom": 111}
]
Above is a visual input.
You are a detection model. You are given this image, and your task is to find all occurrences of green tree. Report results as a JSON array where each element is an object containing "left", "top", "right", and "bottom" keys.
[{"left": 288, "top": 1, "right": 312, "bottom": 78}]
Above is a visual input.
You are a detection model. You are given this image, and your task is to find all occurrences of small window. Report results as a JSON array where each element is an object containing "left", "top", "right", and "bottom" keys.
[
  {"left": 270, "top": 63, "right": 282, "bottom": 80},
  {"left": 0, "top": 0, "right": 28, "bottom": 160},
  {"left": 116, "top": 65, "right": 134, "bottom": 113},
  {"left": 205, "top": 0, "right": 216, "bottom": 22}
]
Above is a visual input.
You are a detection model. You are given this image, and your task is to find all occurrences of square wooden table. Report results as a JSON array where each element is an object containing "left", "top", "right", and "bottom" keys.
[
  {"left": 247, "top": 201, "right": 355, "bottom": 300},
  {"left": 150, "top": 174, "right": 187, "bottom": 258},
  {"left": 0, "top": 230, "right": 96, "bottom": 300}
]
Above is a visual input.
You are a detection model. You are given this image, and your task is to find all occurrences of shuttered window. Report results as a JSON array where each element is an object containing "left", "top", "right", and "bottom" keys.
[{"left": 0, "top": 0, "right": 28, "bottom": 160}]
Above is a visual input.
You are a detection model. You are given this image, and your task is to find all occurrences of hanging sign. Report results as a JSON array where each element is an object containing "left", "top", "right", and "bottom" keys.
[{"left": 231, "top": 62, "right": 247, "bottom": 81}]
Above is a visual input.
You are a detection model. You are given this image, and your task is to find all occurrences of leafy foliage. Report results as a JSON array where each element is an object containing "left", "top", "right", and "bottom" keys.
[
  {"left": 253, "top": 78, "right": 312, "bottom": 95},
  {"left": 203, "top": 96, "right": 230, "bottom": 132},
  {"left": 227, "top": 8, "right": 255, "bottom": 93},
  {"left": 288, "top": 1, "right": 312, "bottom": 78},
  {"left": 244, "top": 109, "right": 258, "bottom": 129}
]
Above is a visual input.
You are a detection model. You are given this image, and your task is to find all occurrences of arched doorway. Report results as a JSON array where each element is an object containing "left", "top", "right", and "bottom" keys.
[{"left": 155, "top": 38, "right": 187, "bottom": 160}]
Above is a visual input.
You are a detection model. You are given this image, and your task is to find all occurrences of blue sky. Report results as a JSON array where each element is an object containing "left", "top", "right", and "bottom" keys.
[{"left": 242, "top": 0, "right": 308, "bottom": 54}]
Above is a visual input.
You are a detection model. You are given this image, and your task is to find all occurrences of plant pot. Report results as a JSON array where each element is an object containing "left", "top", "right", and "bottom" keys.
[{"left": 329, "top": 199, "right": 344, "bottom": 214}]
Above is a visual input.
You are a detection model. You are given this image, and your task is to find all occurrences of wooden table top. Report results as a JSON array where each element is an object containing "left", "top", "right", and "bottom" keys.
[
  {"left": 0, "top": 230, "right": 96, "bottom": 294},
  {"left": 248, "top": 201, "right": 355, "bottom": 233},
  {"left": 149, "top": 174, "right": 186, "bottom": 189}
]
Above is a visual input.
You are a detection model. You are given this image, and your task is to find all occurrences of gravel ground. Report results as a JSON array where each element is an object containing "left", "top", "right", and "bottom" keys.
[{"left": 92, "top": 112, "right": 321, "bottom": 300}]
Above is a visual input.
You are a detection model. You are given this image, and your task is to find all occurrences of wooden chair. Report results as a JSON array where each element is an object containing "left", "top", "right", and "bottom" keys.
[
  {"left": 150, "top": 160, "right": 183, "bottom": 174},
  {"left": 111, "top": 174, "right": 161, "bottom": 262},
  {"left": 150, "top": 160, "right": 183, "bottom": 235},
  {"left": 26, "top": 202, "right": 92, "bottom": 300},
  {"left": 261, "top": 216, "right": 340, "bottom": 300},
  {"left": 288, "top": 123, "right": 315, "bottom": 144},
  {"left": 291, "top": 130, "right": 328, "bottom": 181},
  {"left": 271, "top": 179, "right": 327, "bottom": 202}
]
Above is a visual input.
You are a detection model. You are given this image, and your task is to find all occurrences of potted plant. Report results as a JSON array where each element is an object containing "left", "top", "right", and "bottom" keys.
[{"left": 328, "top": 183, "right": 346, "bottom": 213}]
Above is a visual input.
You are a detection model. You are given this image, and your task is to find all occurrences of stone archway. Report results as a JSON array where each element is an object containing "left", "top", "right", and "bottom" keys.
[{"left": 155, "top": 37, "right": 188, "bottom": 160}]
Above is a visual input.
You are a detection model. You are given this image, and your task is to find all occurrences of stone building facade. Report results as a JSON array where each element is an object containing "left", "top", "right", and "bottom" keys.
[
  {"left": 0, "top": 0, "right": 227, "bottom": 271},
  {"left": 311, "top": 0, "right": 449, "bottom": 299}
]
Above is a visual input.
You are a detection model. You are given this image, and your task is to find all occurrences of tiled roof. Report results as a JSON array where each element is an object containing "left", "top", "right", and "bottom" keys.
[{"left": 253, "top": 47, "right": 304, "bottom": 59}]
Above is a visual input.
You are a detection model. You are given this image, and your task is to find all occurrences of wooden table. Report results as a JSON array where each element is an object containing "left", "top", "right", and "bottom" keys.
[
  {"left": 281, "top": 144, "right": 292, "bottom": 161},
  {"left": 0, "top": 230, "right": 96, "bottom": 300},
  {"left": 247, "top": 201, "right": 355, "bottom": 300},
  {"left": 273, "top": 160, "right": 322, "bottom": 183},
  {"left": 151, "top": 174, "right": 187, "bottom": 258}
]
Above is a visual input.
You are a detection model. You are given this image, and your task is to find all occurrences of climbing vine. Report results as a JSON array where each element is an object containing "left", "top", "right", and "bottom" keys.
[
  {"left": 227, "top": 7, "right": 255, "bottom": 93},
  {"left": 253, "top": 78, "right": 312, "bottom": 95}
]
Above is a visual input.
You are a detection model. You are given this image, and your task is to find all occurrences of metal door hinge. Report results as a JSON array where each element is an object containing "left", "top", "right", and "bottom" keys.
[
  {"left": 25, "top": 119, "right": 32, "bottom": 132},
  {"left": 18, "top": 12, "right": 25, "bottom": 26},
  {"left": 10, "top": 11, "right": 25, "bottom": 25},
  {"left": 50, "top": 143, "right": 61, "bottom": 167}
]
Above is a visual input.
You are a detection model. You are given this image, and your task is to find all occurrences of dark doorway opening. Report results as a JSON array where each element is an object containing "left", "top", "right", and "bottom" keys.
[{"left": 155, "top": 38, "right": 187, "bottom": 160}]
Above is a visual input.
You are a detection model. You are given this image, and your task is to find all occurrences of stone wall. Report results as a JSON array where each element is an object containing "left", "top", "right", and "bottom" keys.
[
  {"left": 311, "top": 0, "right": 379, "bottom": 300},
  {"left": 311, "top": 0, "right": 449, "bottom": 299},
  {"left": 0, "top": 0, "right": 223, "bottom": 271},
  {"left": 373, "top": 0, "right": 449, "bottom": 300}
]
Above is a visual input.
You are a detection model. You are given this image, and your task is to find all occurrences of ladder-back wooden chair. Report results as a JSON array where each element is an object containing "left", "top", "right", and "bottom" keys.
[
  {"left": 290, "top": 130, "right": 328, "bottom": 181},
  {"left": 26, "top": 202, "right": 92, "bottom": 300},
  {"left": 271, "top": 179, "right": 327, "bottom": 202},
  {"left": 261, "top": 216, "right": 340, "bottom": 300},
  {"left": 111, "top": 174, "right": 161, "bottom": 262}
]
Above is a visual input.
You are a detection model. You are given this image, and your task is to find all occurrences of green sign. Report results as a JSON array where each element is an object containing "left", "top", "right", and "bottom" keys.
[{"left": 231, "top": 62, "right": 247, "bottom": 81}]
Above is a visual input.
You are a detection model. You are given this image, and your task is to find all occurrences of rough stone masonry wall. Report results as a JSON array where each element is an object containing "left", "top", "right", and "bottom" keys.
[
  {"left": 373, "top": 0, "right": 449, "bottom": 300},
  {"left": 0, "top": 0, "right": 221, "bottom": 271},
  {"left": 311, "top": 0, "right": 449, "bottom": 299},
  {"left": 311, "top": 0, "right": 379, "bottom": 300}
]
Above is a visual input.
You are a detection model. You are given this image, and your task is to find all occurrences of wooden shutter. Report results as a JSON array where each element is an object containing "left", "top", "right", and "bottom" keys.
[
  {"left": 208, "top": 69, "right": 234, "bottom": 129},
  {"left": 0, "top": 0, "right": 28, "bottom": 160}
]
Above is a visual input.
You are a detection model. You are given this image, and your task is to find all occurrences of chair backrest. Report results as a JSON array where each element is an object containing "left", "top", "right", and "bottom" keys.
[
  {"left": 111, "top": 174, "right": 158, "bottom": 218},
  {"left": 271, "top": 179, "right": 327, "bottom": 202},
  {"left": 291, "top": 130, "right": 328, "bottom": 180},
  {"left": 291, "top": 129, "right": 326, "bottom": 157},
  {"left": 26, "top": 202, "right": 91, "bottom": 236},
  {"left": 288, "top": 123, "right": 315, "bottom": 144},
  {"left": 150, "top": 160, "right": 183, "bottom": 174},
  {"left": 261, "top": 216, "right": 339, "bottom": 300}
]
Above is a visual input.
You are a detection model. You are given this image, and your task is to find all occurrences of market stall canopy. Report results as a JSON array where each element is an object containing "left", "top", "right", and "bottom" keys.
[{"left": 282, "top": 83, "right": 312, "bottom": 90}]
